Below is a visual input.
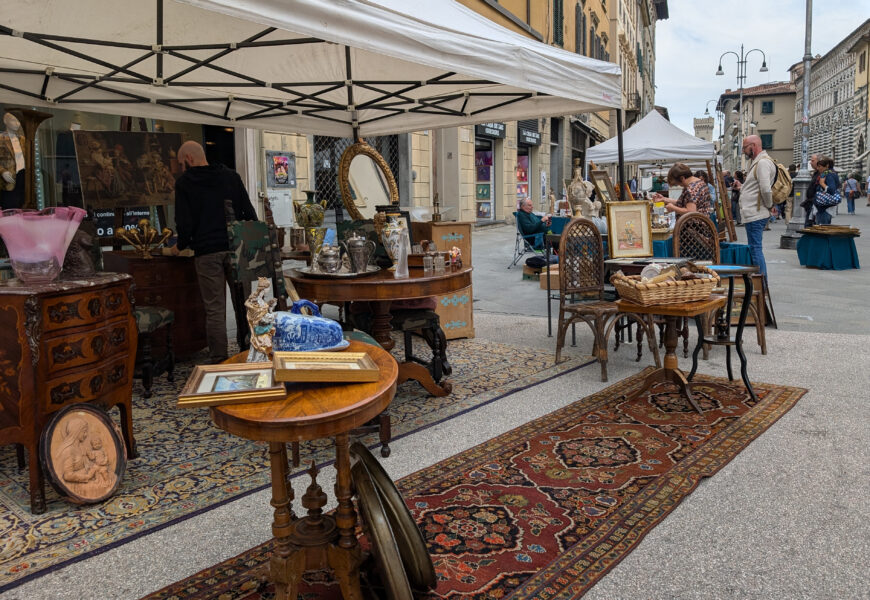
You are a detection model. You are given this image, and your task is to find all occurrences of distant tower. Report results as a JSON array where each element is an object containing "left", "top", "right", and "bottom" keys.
[{"left": 694, "top": 116, "right": 714, "bottom": 141}]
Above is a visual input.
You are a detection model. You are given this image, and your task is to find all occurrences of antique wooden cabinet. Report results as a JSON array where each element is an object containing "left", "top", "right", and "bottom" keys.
[
  {"left": 0, "top": 273, "right": 138, "bottom": 513},
  {"left": 410, "top": 221, "right": 474, "bottom": 339},
  {"left": 103, "top": 251, "right": 207, "bottom": 356}
]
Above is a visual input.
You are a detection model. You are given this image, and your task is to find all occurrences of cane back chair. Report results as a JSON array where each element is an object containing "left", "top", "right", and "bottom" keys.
[{"left": 555, "top": 218, "right": 660, "bottom": 381}]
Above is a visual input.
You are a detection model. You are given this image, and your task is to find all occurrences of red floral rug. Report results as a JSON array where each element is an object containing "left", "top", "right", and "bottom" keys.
[{"left": 142, "top": 371, "right": 805, "bottom": 600}]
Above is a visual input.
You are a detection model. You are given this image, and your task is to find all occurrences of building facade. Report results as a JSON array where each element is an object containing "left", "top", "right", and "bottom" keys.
[
  {"left": 693, "top": 116, "right": 714, "bottom": 142},
  {"left": 718, "top": 82, "right": 796, "bottom": 173},
  {"left": 792, "top": 19, "right": 870, "bottom": 176},
  {"left": 846, "top": 31, "right": 870, "bottom": 177}
]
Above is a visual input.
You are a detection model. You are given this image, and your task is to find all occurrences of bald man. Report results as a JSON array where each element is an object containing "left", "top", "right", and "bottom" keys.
[
  {"left": 739, "top": 134, "right": 776, "bottom": 279},
  {"left": 172, "top": 140, "right": 257, "bottom": 363}
]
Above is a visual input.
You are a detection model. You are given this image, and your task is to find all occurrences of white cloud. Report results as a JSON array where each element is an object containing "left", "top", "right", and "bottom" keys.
[{"left": 654, "top": 0, "right": 869, "bottom": 136}]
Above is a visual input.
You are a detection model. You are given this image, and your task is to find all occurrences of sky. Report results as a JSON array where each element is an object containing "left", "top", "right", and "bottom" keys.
[{"left": 655, "top": 0, "right": 870, "bottom": 136}]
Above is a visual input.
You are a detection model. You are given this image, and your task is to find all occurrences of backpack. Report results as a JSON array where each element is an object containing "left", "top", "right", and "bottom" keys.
[{"left": 767, "top": 158, "right": 792, "bottom": 206}]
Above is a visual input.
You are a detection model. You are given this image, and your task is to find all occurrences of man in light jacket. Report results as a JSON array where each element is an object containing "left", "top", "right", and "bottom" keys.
[{"left": 738, "top": 135, "right": 776, "bottom": 279}]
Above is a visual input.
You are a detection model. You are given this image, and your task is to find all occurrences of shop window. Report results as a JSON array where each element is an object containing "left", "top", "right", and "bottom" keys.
[
  {"left": 761, "top": 101, "right": 774, "bottom": 114},
  {"left": 760, "top": 133, "right": 773, "bottom": 150},
  {"left": 475, "top": 139, "right": 494, "bottom": 221}
]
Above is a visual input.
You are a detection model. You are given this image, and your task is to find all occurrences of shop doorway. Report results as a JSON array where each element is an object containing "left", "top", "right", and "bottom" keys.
[{"left": 475, "top": 138, "right": 494, "bottom": 221}]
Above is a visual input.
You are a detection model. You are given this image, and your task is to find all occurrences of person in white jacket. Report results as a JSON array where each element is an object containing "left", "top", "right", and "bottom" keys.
[{"left": 738, "top": 135, "right": 777, "bottom": 279}]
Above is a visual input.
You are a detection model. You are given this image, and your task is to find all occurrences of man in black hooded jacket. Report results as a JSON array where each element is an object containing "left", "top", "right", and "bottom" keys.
[{"left": 172, "top": 140, "right": 257, "bottom": 362}]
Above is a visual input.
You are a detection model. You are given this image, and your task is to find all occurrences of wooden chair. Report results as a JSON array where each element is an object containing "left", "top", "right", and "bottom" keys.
[
  {"left": 673, "top": 212, "right": 766, "bottom": 355},
  {"left": 555, "top": 217, "right": 660, "bottom": 381}
]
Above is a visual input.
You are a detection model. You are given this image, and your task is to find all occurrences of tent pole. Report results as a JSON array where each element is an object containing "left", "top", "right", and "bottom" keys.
[{"left": 616, "top": 109, "right": 625, "bottom": 200}]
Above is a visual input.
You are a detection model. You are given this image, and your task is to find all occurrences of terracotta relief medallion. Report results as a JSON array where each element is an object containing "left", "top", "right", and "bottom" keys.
[{"left": 40, "top": 404, "right": 127, "bottom": 504}]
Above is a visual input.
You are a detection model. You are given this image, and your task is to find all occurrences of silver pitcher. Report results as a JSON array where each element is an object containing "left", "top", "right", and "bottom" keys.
[
  {"left": 341, "top": 233, "right": 376, "bottom": 273},
  {"left": 316, "top": 245, "right": 342, "bottom": 273}
]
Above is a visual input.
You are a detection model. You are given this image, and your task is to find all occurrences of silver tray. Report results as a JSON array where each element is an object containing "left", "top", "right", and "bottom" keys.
[{"left": 294, "top": 265, "right": 380, "bottom": 279}]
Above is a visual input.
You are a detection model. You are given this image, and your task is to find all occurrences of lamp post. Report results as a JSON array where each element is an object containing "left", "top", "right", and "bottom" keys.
[
  {"left": 716, "top": 44, "right": 768, "bottom": 169},
  {"left": 782, "top": 0, "right": 814, "bottom": 249}
]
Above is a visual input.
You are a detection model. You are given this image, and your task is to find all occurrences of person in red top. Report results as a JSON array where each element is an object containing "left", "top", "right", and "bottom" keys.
[{"left": 651, "top": 163, "right": 711, "bottom": 216}]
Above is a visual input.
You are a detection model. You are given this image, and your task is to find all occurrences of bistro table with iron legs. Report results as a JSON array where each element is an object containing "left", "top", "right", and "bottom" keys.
[
  {"left": 211, "top": 341, "right": 398, "bottom": 600},
  {"left": 616, "top": 296, "right": 727, "bottom": 414},
  {"left": 688, "top": 264, "right": 760, "bottom": 403}
]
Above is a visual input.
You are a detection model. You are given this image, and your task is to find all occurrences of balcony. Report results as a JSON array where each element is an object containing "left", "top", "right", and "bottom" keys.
[{"left": 625, "top": 92, "right": 641, "bottom": 112}]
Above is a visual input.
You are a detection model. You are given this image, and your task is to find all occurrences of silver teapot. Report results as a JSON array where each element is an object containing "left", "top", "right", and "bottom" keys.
[
  {"left": 341, "top": 233, "right": 376, "bottom": 273},
  {"left": 316, "top": 245, "right": 342, "bottom": 273}
]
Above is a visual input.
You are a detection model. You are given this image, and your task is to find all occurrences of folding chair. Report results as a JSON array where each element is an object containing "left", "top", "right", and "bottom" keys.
[{"left": 508, "top": 211, "right": 545, "bottom": 268}]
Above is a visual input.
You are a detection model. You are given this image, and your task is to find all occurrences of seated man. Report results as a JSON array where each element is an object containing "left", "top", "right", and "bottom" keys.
[{"left": 516, "top": 197, "right": 551, "bottom": 249}]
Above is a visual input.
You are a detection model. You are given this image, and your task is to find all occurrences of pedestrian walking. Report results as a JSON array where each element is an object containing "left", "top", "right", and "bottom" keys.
[
  {"left": 812, "top": 156, "right": 839, "bottom": 225},
  {"left": 843, "top": 173, "right": 859, "bottom": 215}
]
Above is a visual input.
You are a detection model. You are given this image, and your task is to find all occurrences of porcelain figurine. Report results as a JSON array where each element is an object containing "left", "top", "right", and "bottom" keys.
[
  {"left": 567, "top": 158, "right": 598, "bottom": 217},
  {"left": 273, "top": 299, "right": 347, "bottom": 352},
  {"left": 245, "top": 277, "right": 277, "bottom": 362}
]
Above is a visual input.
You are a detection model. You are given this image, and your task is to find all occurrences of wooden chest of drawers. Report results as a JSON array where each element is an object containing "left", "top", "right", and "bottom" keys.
[
  {"left": 103, "top": 251, "right": 207, "bottom": 356},
  {"left": 0, "top": 273, "right": 138, "bottom": 513},
  {"left": 410, "top": 221, "right": 474, "bottom": 339}
]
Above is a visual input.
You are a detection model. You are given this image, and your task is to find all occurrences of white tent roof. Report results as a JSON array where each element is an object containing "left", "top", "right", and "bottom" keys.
[
  {"left": 586, "top": 110, "right": 714, "bottom": 165},
  {"left": 0, "top": 0, "right": 621, "bottom": 137}
]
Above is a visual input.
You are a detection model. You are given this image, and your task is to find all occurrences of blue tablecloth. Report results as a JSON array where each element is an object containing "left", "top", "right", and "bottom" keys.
[
  {"left": 549, "top": 216, "right": 570, "bottom": 235},
  {"left": 719, "top": 242, "right": 753, "bottom": 266},
  {"left": 796, "top": 234, "right": 860, "bottom": 270}
]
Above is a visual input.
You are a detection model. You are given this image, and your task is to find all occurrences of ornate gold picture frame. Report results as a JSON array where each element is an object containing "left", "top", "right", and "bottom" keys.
[
  {"left": 177, "top": 362, "right": 286, "bottom": 408},
  {"left": 338, "top": 140, "right": 400, "bottom": 221}
]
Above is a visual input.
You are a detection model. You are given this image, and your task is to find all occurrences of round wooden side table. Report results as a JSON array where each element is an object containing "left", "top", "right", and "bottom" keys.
[{"left": 211, "top": 341, "right": 399, "bottom": 600}]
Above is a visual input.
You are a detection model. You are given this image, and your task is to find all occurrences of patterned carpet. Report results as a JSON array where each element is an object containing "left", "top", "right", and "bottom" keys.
[
  {"left": 141, "top": 372, "right": 805, "bottom": 600},
  {"left": 0, "top": 338, "right": 591, "bottom": 592}
]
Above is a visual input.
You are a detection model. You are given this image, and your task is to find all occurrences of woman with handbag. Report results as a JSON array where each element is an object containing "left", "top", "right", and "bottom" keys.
[
  {"left": 813, "top": 156, "right": 840, "bottom": 225},
  {"left": 843, "top": 174, "right": 859, "bottom": 215}
]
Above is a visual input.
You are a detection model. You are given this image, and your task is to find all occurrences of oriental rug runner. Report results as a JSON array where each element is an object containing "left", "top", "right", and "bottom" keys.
[
  {"left": 0, "top": 338, "right": 591, "bottom": 592},
  {"left": 141, "top": 372, "right": 805, "bottom": 600}
]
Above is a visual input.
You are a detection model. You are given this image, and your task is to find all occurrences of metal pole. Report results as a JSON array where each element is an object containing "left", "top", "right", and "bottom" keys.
[
  {"left": 781, "top": 0, "right": 812, "bottom": 249},
  {"left": 738, "top": 44, "right": 745, "bottom": 171},
  {"left": 617, "top": 109, "right": 625, "bottom": 200}
]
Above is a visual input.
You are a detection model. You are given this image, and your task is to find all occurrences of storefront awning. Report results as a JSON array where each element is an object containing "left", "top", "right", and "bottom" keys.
[{"left": 0, "top": 0, "right": 622, "bottom": 137}]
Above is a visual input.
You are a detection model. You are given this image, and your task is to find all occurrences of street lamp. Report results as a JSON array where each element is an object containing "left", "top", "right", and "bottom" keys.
[{"left": 716, "top": 44, "right": 768, "bottom": 169}]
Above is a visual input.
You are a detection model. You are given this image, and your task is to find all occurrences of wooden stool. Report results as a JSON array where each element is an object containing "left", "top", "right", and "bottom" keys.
[{"left": 133, "top": 306, "right": 175, "bottom": 398}]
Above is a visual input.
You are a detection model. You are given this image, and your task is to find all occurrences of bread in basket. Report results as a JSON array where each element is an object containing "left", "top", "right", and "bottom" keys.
[{"left": 610, "top": 264, "right": 720, "bottom": 306}]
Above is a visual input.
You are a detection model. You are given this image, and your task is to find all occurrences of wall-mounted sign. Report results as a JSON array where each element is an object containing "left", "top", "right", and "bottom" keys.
[
  {"left": 475, "top": 122, "right": 506, "bottom": 139},
  {"left": 518, "top": 127, "right": 541, "bottom": 146}
]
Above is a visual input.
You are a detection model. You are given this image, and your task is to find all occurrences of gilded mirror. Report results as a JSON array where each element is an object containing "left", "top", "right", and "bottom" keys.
[{"left": 338, "top": 141, "right": 399, "bottom": 220}]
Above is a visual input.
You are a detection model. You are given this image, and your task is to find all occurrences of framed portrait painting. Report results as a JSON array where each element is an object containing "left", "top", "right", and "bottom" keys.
[
  {"left": 606, "top": 200, "right": 653, "bottom": 258},
  {"left": 590, "top": 170, "right": 618, "bottom": 204}
]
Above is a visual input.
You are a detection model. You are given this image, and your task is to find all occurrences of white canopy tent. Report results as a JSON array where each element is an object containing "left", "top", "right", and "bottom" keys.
[
  {"left": 586, "top": 110, "right": 715, "bottom": 167},
  {"left": 0, "top": 0, "right": 622, "bottom": 137}
]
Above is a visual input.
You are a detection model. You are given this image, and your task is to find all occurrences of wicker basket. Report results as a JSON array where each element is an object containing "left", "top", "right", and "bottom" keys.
[{"left": 611, "top": 265, "right": 720, "bottom": 306}]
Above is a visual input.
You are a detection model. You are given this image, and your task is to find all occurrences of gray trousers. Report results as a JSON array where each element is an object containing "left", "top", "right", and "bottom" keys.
[{"left": 195, "top": 251, "right": 231, "bottom": 361}]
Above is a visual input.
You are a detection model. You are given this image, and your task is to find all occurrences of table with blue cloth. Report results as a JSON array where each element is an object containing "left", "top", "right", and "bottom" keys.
[
  {"left": 601, "top": 238, "right": 673, "bottom": 258},
  {"left": 796, "top": 233, "right": 860, "bottom": 270}
]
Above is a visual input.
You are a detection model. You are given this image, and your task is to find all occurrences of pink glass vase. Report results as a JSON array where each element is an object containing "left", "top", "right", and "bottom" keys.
[{"left": 0, "top": 207, "right": 87, "bottom": 283}]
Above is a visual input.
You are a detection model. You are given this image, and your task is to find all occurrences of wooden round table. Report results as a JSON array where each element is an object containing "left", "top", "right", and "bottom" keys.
[
  {"left": 211, "top": 341, "right": 398, "bottom": 600},
  {"left": 287, "top": 265, "right": 472, "bottom": 396}
]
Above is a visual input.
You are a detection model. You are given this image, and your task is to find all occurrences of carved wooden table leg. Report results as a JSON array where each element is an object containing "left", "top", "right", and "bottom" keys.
[
  {"left": 329, "top": 432, "right": 363, "bottom": 599},
  {"left": 371, "top": 301, "right": 395, "bottom": 351},
  {"left": 27, "top": 442, "right": 46, "bottom": 514},
  {"left": 623, "top": 315, "right": 703, "bottom": 415},
  {"left": 267, "top": 441, "right": 297, "bottom": 600}
]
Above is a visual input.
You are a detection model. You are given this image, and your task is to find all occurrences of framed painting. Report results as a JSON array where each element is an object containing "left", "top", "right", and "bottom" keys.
[
  {"left": 590, "top": 170, "right": 618, "bottom": 204},
  {"left": 606, "top": 200, "right": 653, "bottom": 258},
  {"left": 475, "top": 183, "right": 490, "bottom": 200},
  {"left": 177, "top": 362, "right": 286, "bottom": 408}
]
